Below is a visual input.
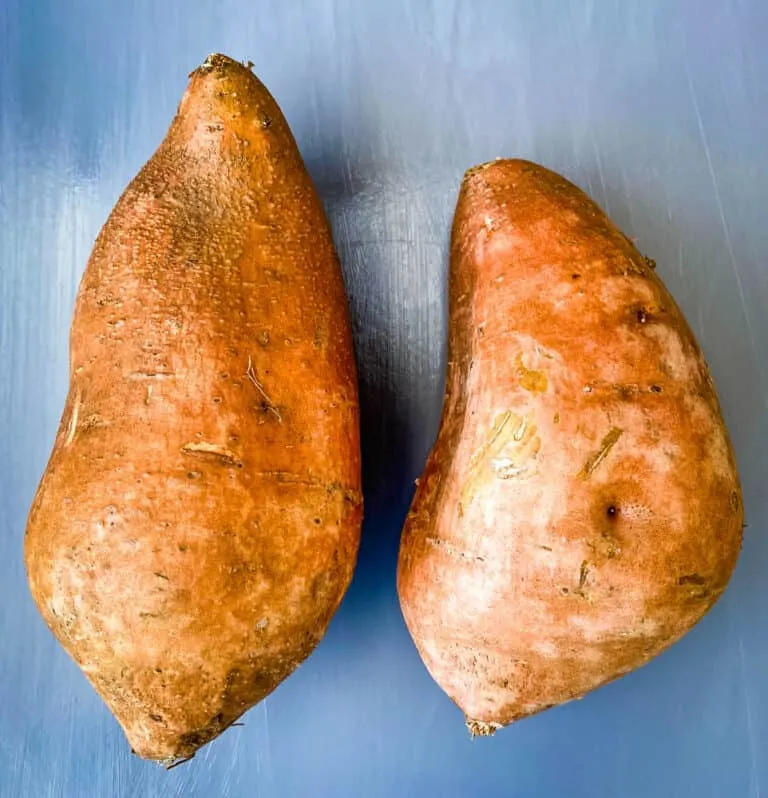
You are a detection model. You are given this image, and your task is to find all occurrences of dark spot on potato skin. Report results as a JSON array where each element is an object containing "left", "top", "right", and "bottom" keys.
[
  {"left": 677, "top": 573, "right": 707, "bottom": 586},
  {"left": 631, "top": 301, "right": 669, "bottom": 328},
  {"left": 177, "top": 718, "right": 223, "bottom": 752},
  {"left": 615, "top": 383, "right": 640, "bottom": 399}
]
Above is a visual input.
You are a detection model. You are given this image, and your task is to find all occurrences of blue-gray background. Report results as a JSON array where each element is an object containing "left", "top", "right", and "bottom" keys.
[{"left": 1, "top": 1, "right": 767, "bottom": 796}]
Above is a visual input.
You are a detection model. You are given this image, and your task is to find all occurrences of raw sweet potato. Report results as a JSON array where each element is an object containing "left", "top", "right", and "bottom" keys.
[
  {"left": 397, "top": 159, "right": 743, "bottom": 735},
  {"left": 24, "top": 54, "right": 362, "bottom": 763}
]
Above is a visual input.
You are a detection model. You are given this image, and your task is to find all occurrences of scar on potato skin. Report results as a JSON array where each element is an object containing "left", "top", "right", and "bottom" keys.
[
  {"left": 245, "top": 356, "right": 281, "bottom": 421},
  {"left": 181, "top": 442, "right": 243, "bottom": 467},
  {"left": 425, "top": 535, "right": 486, "bottom": 563},
  {"left": 64, "top": 400, "right": 80, "bottom": 447},
  {"left": 587, "top": 531, "right": 621, "bottom": 561},
  {"left": 460, "top": 411, "right": 541, "bottom": 512},
  {"left": 515, "top": 354, "right": 548, "bottom": 393},
  {"left": 579, "top": 427, "right": 623, "bottom": 479}
]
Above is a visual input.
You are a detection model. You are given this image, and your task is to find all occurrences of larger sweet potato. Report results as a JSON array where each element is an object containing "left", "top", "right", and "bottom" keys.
[
  {"left": 397, "top": 159, "right": 742, "bottom": 734},
  {"left": 25, "top": 54, "right": 362, "bottom": 763}
]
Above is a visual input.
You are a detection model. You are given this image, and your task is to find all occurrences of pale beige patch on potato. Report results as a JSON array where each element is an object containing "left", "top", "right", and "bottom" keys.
[
  {"left": 683, "top": 393, "right": 735, "bottom": 479},
  {"left": 475, "top": 225, "right": 523, "bottom": 266},
  {"left": 93, "top": 519, "right": 107, "bottom": 543},
  {"left": 100, "top": 613, "right": 128, "bottom": 638},
  {"left": 643, "top": 323, "right": 701, "bottom": 383},
  {"left": 456, "top": 564, "right": 506, "bottom": 615},
  {"left": 532, "top": 639, "right": 558, "bottom": 658},
  {"left": 596, "top": 272, "right": 658, "bottom": 310},
  {"left": 48, "top": 580, "right": 71, "bottom": 624},
  {"left": 50, "top": 561, "right": 96, "bottom": 646},
  {"left": 707, "top": 424, "right": 736, "bottom": 480},
  {"left": 566, "top": 602, "right": 659, "bottom": 643}
]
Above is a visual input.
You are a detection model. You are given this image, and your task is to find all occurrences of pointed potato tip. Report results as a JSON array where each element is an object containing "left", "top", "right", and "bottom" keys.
[
  {"left": 465, "top": 717, "right": 502, "bottom": 737},
  {"left": 200, "top": 52, "right": 238, "bottom": 69},
  {"left": 191, "top": 53, "right": 254, "bottom": 77},
  {"left": 462, "top": 158, "right": 544, "bottom": 186}
]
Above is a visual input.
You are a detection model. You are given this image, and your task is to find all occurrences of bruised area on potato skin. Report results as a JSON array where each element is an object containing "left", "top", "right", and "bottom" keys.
[
  {"left": 24, "top": 55, "right": 362, "bottom": 763},
  {"left": 397, "top": 159, "right": 742, "bottom": 733}
]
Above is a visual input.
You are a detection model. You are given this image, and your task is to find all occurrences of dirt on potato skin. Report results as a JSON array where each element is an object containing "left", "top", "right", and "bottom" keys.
[
  {"left": 24, "top": 54, "right": 362, "bottom": 763},
  {"left": 397, "top": 158, "right": 743, "bottom": 732}
]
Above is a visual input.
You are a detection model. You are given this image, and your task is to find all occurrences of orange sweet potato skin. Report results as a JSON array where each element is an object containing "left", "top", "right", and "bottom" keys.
[
  {"left": 397, "top": 159, "right": 743, "bottom": 734},
  {"left": 24, "top": 55, "right": 362, "bottom": 762}
]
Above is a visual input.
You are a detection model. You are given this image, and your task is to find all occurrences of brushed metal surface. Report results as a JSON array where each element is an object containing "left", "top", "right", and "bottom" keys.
[{"left": 1, "top": 1, "right": 766, "bottom": 796}]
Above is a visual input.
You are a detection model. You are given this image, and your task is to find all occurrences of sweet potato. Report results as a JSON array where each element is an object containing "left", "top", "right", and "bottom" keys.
[
  {"left": 24, "top": 54, "right": 362, "bottom": 763},
  {"left": 397, "top": 159, "right": 743, "bottom": 735}
]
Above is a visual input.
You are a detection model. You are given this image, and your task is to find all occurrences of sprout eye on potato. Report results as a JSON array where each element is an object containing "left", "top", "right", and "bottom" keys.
[
  {"left": 24, "top": 54, "right": 362, "bottom": 764},
  {"left": 397, "top": 158, "right": 743, "bottom": 735}
]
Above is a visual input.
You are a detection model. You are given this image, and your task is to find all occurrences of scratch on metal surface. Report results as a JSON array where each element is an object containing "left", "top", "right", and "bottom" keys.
[
  {"left": 261, "top": 699, "right": 272, "bottom": 781},
  {"left": 737, "top": 635, "right": 761, "bottom": 798},
  {"left": 727, "top": 586, "right": 761, "bottom": 798},
  {"left": 408, "top": 694, "right": 440, "bottom": 780},
  {"left": 685, "top": 61, "right": 768, "bottom": 410},
  {"left": 591, "top": 135, "right": 610, "bottom": 214}
]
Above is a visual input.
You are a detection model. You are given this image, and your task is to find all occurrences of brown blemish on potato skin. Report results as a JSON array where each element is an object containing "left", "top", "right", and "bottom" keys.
[
  {"left": 397, "top": 159, "right": 743, "bottom": 733},
  {"left": 578, "top": 427, "right": 623, "bottom": 479},
  {"left": 515, "top": 354, "right": 548, "bottom": 394},
  {"left": 24, "top": 54, "right": 362, "bottom": 763}
]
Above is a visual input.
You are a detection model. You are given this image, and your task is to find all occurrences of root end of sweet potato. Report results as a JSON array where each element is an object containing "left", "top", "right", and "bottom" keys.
[{"left": 466, "top": 718, "right": 501, "bottom": 738}]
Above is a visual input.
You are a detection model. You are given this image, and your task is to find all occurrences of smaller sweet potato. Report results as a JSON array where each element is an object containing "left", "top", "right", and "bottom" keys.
[{"left": 398, "top": 158, "right": 743, "bottom": 734}]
